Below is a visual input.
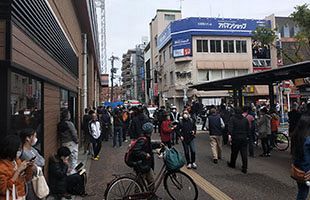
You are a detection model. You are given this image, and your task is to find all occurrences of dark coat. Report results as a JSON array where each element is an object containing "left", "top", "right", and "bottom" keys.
[
  {"left": 48, "top": 155, "right": 68, "bottom": 194},
  {"left": 129, "top": 113, "right": 149, "bottom": 139},
  {"left": 228, "top": 114, "right": 250, "bottom": 141},
  {"left": 208, "top": 114, "right": 223, "bottom": 136},
  {"left": 178, "top": 118, "right": 196, "bottom": 143},
  {"left": 131, "top": 137, "right": 161, "bottom": 173}
]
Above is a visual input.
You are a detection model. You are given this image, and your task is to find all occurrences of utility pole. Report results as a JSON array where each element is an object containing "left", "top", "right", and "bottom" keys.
[{"left": 109, "top": 55, "right": 119, "bottom": 102}]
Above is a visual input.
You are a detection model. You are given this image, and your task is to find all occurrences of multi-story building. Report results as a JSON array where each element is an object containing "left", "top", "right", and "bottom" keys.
[
  {"left": 156, "top": 17, "right": 271, "bottom": 109},
  {"left": 0, "top": 0, "right": 100, "bottom": 173},
  {"left": 121, "top": 42, "right": 147, "bottom": 102},
  {"left": 149, "top": 9, "right": 182, "bottom": 105},
  {"left": 144, "top": 42, "right": 152, "bottom": 104}
]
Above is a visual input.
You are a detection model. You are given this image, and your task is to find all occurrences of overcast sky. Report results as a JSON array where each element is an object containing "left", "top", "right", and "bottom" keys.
[{"left": 105, "top": 0, "right": 308, "bottom": 76}]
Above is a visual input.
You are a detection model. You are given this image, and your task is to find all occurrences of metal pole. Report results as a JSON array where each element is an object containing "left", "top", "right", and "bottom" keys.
[
  {"left": 82, "top": 33, "right": 88, "bottom": 109},
  {"left": 280, "top": 86, "right": 285, "bottom": 123},
  {"left": 110, "top": 58, "right": 114, "bottom": 102}
]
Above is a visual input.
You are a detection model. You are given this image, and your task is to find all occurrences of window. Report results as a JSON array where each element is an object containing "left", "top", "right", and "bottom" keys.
[
  {"left": 223, "top": 40, "right": 234, "bottom": 53},
  {"left": 155, "top": 35, "right": 158, "bottom": 47},
  {"left": 210, "top": 40, "right": 221, "bottom": 53},
  {"left": 10, "top": 72, "right": 42, "bottom": 149},
  {"left": 236, "top": 40, "right": 247, "bottom": 53},
  {"left": 198, "top": 70, "right": 210, "bottom": 82},
  {"left": 210, "top": 70, "right": 222, "bottom": 81},
  {"left": 60, "top": 89, "right": 68, "bottom": 109},
  {"left": 223, "top": 70, "right": 235, "bottom": 78},
  {"left": 169, "top": 45, "right": 172, "bottom": 58},
  {"left": 164, "top": 14, "right": 175, "bottom": 21},
  {"left": 283, "top": 24, "right": 290, "bottom": 37},
  {"left": 197, "top": 40, "right": 208, "bottom": 52},
  {"left": 163, "top": 50, "right": 166, "bottom": 63},
  {"left": 170, "top": 71, "right": 174, "bottom": 85},
  {"left": 237, "top": 69, "right": 248, "bottom": 76},
  {"left": 159, "top": 55, "right": 162, "bottom": 65}
]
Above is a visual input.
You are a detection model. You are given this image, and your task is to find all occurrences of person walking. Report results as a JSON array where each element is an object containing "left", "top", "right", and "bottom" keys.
[
  {"left": 170, "top": 106, "right": 180, "bottom": 145},
  {"left": 113, "top": 109, "right": 123, "bottom": 148},
  {"left": 291, "top": 114, "right": 310, "bottom": 200},
  {"left": 58, "top": 109, "right": 79, "bottom": 172},
  {"left": 178, "top": 110, "right": 197, "bottom": 169},
  {"left": 122, "top": 109, "right": 130, "bottom": 142},
  {"left": 227, "top": 107, "right": 250, "bottom": 174},
  {"left": 257, "top": 107, "right": 272, "bottom": 157},
  {"left": 220, "top": 104, "right": 233, "bottom": 145},
  {"left": 161, "top": 113, "right": 177, "bottom": 148},
  {"left": 101, "top": 107, "right": 111, "bottom": 141},
  {"left": 270, "top": 109, "right": 280, "bottom": 148},
  {"left": 288, "top": 102, "right": 301, "bottom": 137},
  {"left": 89, "top": 111, "right": 102, "bottom": 160},
  {"left": 206, "top": 108, "right": 225, "bottom": 164},
  {"left": 157, "top": 106, "right": 166, "bottom": 135},
  {"left": 242, "top": 106, "right": 255, "bottom": 157}
]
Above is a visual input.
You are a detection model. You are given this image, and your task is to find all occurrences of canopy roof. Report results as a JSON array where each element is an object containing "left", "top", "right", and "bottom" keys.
[{"left": 190, "top": 61, "right": 310, "bottom": 91}]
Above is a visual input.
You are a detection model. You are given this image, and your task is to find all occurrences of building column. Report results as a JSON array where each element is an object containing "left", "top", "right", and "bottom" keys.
[
  {"left": 233, "top": 89, "right": 238, "bottom": 107},
  {"left": 238, "top": 88, "right": 243, "bottom": 107},
  {"left": 269, "top": 84, "right": 275, "bottom": 109}
]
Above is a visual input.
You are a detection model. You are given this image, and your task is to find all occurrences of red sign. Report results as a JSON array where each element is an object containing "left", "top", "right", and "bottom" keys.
[
  {"left": 154, "top": 83, "right": 158, "bottom": 96},
  {"left": 184, "top": 48, "right": 191, "bottom": 56}
]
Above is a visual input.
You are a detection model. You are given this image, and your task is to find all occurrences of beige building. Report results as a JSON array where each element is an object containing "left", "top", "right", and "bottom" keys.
[{"left": 149, "top": 9, "right": 182, "bottom": 105}]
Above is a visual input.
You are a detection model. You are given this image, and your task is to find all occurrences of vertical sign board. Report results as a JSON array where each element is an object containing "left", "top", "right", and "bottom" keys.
[
  {"left": 157, "top": 17, "right": 271, "bottom": 58},
  {"left": 100, "top": 74, "right": 109, "bottom": 87}
]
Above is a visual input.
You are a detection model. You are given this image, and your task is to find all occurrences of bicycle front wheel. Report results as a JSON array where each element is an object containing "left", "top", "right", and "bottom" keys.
[
  {"left": 275, "top": 132, "right": 289, "bottom": 151},
  {"left": 104, "top": 176, "right": 143, "bottom": 200},
  {"left": 164, "top": 171, "right": 198, "bottom": 200}
]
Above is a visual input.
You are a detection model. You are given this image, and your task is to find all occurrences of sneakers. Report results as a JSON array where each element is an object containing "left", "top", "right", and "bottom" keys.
[
  {"left": 92, "top": 156, "right": 99, "bottom": 161},
  {"left": 241, "top": 168, "right": 247, "bottom": 174},
  {"left": 192, "top": 163, "right": 197, "bottom": 169},
  {"left": 213, "top": 159, "right": 218, "bottom": 164},
  {"left": 187, "top": 163, "right": 192, "bottom": 169}
]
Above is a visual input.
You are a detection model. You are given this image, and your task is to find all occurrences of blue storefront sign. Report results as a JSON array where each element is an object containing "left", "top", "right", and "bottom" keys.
[{"left": 157, "top": 17, "right": 271, "bottom": 58}]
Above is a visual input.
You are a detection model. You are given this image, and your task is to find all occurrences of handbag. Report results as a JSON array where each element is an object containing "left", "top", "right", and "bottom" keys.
[
  {"left": 291, "top": 164, "right": 306, "bottom": 182},
  {"left": 32, "top": 167, "right": 49, "bottom": 198},
  {"left": 6, "top": 184, "right": 16, "bottom": 200},
  {"left": 164, "top": 147, "right": 186, "bottom": 171}
]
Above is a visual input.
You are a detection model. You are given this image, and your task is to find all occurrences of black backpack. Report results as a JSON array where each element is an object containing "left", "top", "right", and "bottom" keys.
[{"left": 124, "top": 137, "right": 147, "bottom": 168}]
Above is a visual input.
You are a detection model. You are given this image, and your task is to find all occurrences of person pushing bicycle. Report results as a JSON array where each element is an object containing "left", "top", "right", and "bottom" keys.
[{"left": 129, "top": 122, "right": 162, "bottom": 198}]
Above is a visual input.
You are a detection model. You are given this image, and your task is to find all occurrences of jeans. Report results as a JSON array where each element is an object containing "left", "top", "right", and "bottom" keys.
[
  {"left": 113, "top": 126, "right": 123, "bottom": 147},
  {"left": 297, "top": 182, "right": 309, "bottom": 200},
  {"left": 92, "top": 138, "right": 102, "bottom": 157},
  {"left": 171, "top": 130, "right": 179, "bottom": 144},
  {"left": 261, "top": 137, "right": 270, "bottom": 154},
  {"left": 182, "top": 139, "right": 196, "bottom": 164}
]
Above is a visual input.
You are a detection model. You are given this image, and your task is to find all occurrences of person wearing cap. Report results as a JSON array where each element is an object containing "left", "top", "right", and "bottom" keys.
[{"left": 130, "top": 122, "right": 161, "bottom": 193}]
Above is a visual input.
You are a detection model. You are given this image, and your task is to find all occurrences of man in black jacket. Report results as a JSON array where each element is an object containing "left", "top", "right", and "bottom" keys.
[
  {"left": 129, "top": 106, "right": 149, "bottom": 140},
  {"left": 81, "top": 108, "right": 91, "bottom": 154},
  {"left": 179, "top": 110, "right": 197, "bottom": 169},
  {"left": 227, "top": 107, "right": 250, "bottom": 174}
]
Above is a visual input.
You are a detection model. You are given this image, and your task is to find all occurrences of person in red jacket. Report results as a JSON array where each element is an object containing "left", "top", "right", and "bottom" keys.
[{"left": 160, "top": 113, "right": 177, "bottom": 148}]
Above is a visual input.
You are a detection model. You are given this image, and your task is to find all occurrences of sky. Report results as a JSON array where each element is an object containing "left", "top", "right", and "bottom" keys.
[{"left": 104, "top": 0, "right": 308, "bottom": 77}]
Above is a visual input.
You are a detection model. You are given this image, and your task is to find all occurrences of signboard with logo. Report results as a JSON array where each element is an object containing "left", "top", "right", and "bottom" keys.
[{"left": 157, "top": 17, "right": 271, "bottom": 58}]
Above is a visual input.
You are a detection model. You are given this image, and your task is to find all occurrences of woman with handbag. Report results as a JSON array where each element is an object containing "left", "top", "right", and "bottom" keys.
[
  {"left": 19, "top": 128, "right": 46, "bottom": 199},
  {"left": 0, "top": 135, "right": 33, "bottom": 200},
  {"left": 291, "top": 114, "right": 310, "bottom": 200}
]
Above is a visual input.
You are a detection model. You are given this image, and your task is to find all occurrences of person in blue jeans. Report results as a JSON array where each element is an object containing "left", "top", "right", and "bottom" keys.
[
  {"left": 291, "top": 114, "right": 310, "bottom": 200},
  {"left": 178, "top": 110, "right": 197, "bottom": 169},
  {"left": 113, "top": 109, "right": 123, "bottom": 148}
]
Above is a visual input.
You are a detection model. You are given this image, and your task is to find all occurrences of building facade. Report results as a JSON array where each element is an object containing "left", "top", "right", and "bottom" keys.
[
  {"left": 149, "top": 9, "right": 182, "bottom": 106},
  {"left": 0, "top": 0, "right": 100, "bottom": 172},
  {"left": 155, "top": 17, "right": 272, "bottom": 109}
]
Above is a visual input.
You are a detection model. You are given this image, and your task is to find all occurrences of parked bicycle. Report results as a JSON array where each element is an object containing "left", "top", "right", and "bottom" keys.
[
  {"left": 273, "top": 130, "right": 290, "bottom": 151},
  {"left": 104, "top": 146, "right": 198, "bottom": 200}
]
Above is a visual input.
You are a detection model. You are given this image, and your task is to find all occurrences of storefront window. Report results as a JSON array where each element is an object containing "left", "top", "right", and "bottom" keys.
[
  {"left": 10, "top": 72, "right": 43, "bottom": 149},
  {"left": 60, "top": 89, "right": 68, "bottom": 109}
]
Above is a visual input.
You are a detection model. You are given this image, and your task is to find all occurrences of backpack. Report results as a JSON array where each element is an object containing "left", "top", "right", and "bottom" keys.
[
  {"left": 164, "top": 147, "right": 185, "bottom": 171},
  {"left": 66, "top": 172, "right": 87, "bottom": 195},
  {"left": 124, "top": 137, "right": 147, "bottom": 167}
]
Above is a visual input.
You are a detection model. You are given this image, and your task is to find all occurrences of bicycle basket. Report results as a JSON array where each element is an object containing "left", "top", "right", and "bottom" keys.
[{"left": 164, "top": 147, "right": 185, "bottom": 171}]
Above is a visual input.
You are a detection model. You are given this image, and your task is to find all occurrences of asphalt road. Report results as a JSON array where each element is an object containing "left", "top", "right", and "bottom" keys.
[{"left": 84, "top": 131, "right": 298, "bottom": 200}]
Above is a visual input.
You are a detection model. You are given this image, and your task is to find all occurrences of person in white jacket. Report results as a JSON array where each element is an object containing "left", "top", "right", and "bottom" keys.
[{"left": 89, "top": 110, "right": 102, "bottom": 161}]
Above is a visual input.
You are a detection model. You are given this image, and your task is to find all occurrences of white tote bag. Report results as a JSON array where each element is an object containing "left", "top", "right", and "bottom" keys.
[
  {"left": 31, "top": 167, "right": 49, "bottom": 198},
  {"left": 6, "top": 184, "right": 16, "bottom": 200}
]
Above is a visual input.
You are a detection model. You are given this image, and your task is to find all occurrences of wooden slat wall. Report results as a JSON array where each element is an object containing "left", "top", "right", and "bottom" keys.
[
  {"left": 11, "top": 24, "right": 78, "bottom": 92},
  {"left": 0, "top": 20, "right": 5, "bottom": 60},
  {"left": 44, "top": 83, "right": 59, "bottom": 176}
]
